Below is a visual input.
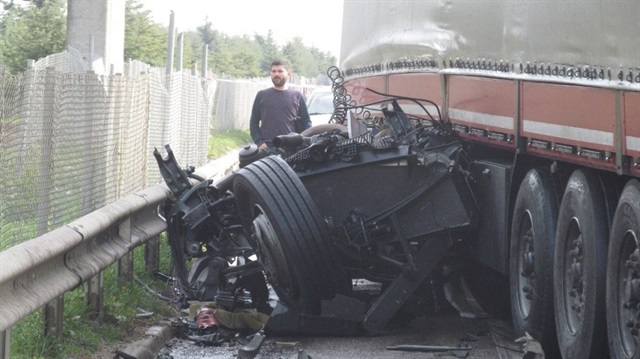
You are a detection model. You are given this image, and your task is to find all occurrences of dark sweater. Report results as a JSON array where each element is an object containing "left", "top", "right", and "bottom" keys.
[{"left": 249, "top": 88, "right": 311, "bottom": 146}]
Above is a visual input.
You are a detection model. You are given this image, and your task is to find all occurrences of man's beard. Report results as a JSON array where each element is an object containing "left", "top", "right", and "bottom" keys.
[{"left": 271, "top": 76, "right": 287, "bottom": 87}]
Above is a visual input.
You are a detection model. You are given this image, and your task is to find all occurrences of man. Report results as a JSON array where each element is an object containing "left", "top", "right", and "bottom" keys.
[{"left": 249, "top": 60, "right": 311, "bottom": 150}]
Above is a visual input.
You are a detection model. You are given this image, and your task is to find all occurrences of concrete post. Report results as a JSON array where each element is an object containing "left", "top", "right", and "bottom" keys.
[
  {"left": 166, "top": 11, "right": 176, "bottom": 76},
  {"left": 176, "top": 32, "right": 184, "bottom": 72},
  {"left": 201, "top": 44, "right": 208, "bottom": 78},
  {"left": 37, "top": 67, "right": 56, "bottom": 236},
  {"left": 67, "top": 0, "right": 125, "bottom": 74}
]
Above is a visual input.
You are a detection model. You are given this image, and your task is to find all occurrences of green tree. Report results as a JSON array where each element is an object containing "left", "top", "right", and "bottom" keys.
[
  {"left": 309, "top": 47, "right": 336, "bottom": 80},
  {"left": 181, "top": 31, "right": 203, "bottom": 71},
  {"left": 0, "top": 0, "right": 66, "bottom": 73},
  {"left": 124, "top": 0, "right": 166, "bottom": 67},
  {"left": 282, "top": 37, "right": 314, "bottom": 78},
  {"left": 254, "top": 30, "right": 281, "bottom": 72},
  {"left": 208, "top": 35, "right": 261, "bottom": 78},
  {"left": 196, "top": 17, "right": 219, "bottom": 48}
]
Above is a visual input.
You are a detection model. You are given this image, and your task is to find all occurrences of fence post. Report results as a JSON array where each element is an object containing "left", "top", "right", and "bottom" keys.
[
  {"left": 0, "top": 329, "right": 9, "bottom": 359},
  {"left": 85, "top": 272, "right": 104, "bottom": 321},
  {"left": 37, "top": 67, "right": 56, "bottom": 236},
  {"left": 39, "top": 67, "right": 64, "bottom": 339},
  {"left": 176, "top": 32, "right": 184, "bottom": 72},
  {"left": 145, "top": 236, "right": 160, "bottom": 272},
  {"left": 166, "top": 11, "right": 175, "bottom": 76},
  {"left": 201, "top": 44, "right": 208, "bottom": 78},
  {"left": 43, "top": 295, "right": 64, "bottom": 338},
  {"left": 118, "top": 218, "right": 133, "bottom": 280}
]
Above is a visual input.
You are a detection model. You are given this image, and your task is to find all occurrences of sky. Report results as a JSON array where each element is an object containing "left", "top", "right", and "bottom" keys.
[{"left": 139, "top": 0, "right": 344, "bottom": 58}]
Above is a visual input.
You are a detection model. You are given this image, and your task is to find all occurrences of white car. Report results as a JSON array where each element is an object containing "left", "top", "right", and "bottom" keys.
[{"left": 306, "top": 87, "right": 334, "bottom": 127}]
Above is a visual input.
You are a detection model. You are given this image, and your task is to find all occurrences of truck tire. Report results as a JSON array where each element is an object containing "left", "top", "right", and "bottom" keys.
[
  {"left": 554, "top": 169, "right": 609, "bottom": 359},
  {"left": 510, "top": 167, "right": 560, "bottom": 356},
  {"left": 233, "top": 155, "right": 350, "bottom": 314},
  {"left": 607, "top": 179, "right": 640, "bottom": 359}
]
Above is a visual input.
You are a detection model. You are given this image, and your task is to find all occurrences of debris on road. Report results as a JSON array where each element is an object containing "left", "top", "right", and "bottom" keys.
[{"left": 386, "top": 343, "right": 471, "bottom": 358}]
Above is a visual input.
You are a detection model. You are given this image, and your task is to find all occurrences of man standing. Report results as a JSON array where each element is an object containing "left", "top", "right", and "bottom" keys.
[{"left": 249, "top": 60, "right": 311, "bottom": 150}]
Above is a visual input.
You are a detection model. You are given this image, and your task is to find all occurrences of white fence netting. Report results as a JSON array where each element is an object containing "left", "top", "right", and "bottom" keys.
[
  {"left": 0, "top": 55, "right": 214, "bottom": 250},
  {"left": 0, "top": 51, "right": 320, "bottom": 250}
]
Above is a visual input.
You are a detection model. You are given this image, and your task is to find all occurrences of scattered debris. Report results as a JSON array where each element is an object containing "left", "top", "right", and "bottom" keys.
[
  {"left": 237, "top": 331, "right": 265, "bottom": 359},
  {"left": 515, "top": 332, "right": 545, "bottom": 359},
  {"left": 136, "top": 308, "right": 154, "bottom": 319},
  {"left": 194, "top": 307, "right": 219, "bottom": 329},
  {"left": 386, "top": 343, "right": 471, "bottom": 358}
]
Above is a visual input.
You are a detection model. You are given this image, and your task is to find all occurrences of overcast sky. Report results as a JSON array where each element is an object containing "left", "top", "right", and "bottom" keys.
[{"left": 139, "top": 0, "right": 344, "bottom": 58}]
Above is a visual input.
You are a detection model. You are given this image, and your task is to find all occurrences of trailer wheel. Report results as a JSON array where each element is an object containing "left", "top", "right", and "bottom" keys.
[
  {"left": 607, "top": 179, "right": 640, "bottom": 359},
  {"left": 510, "top": 168, "right": 560, "bottom": 356},
  {"left": 554, "top": 169, "right": 609, "bottom": 359},
  {"left": 233, "top": 155, "right": 350, "bottom": 314}
]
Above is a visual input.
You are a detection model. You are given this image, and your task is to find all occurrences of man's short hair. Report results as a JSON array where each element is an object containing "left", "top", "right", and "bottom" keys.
[{"left": 271, "top": 59, "right": 290, "bottom": 70}]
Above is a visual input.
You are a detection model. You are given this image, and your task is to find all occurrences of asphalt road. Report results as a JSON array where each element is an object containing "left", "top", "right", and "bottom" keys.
[{"left": 160, "top": 306, "right": 529, "bottom": 359}]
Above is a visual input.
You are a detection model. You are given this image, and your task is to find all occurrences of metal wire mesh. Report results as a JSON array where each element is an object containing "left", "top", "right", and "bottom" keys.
[{"left": 0, "top": 55, "right": 213, "bottom": 250}]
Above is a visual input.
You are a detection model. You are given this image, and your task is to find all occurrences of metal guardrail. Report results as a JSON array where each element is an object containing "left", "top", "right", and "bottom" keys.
[
  {"left": 0, "top": 184, "right": 170, "bottom": 332},
  {"left": 0, "top": 150, "right": 240, "bottom": 356}
]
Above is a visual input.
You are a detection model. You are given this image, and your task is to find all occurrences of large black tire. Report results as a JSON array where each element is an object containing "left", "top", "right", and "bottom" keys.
[
  {"left": 510, "top": 167, "right": 561, "bottom": 357},
  {"left": 233, "top": 155, "right": 350, "bottom": 314},
  {"left": 554, "top": 169, "right": 610, "bottom": 359},
  {"left": 607, "top": 180, "right": 640, "bottom": 359}
]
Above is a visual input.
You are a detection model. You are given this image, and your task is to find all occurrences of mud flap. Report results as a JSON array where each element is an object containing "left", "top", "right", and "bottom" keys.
[{"left": 363, "top": 235, "right": 452, "bottom": 333}]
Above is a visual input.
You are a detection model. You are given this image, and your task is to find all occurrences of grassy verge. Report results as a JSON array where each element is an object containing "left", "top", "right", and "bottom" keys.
[
  {"left": 208, "top": 129, "right": 252, "bottom": 159},
  {"left": 10, "top": 130, "right": 252, "bottom": 358},
  {"left": 11, "top": 238, "right": 176, "bottom": 358}
]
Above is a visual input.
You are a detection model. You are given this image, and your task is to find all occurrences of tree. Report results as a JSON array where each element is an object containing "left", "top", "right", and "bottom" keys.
[
  {"left": 282, "top": 37, "right": 314, "bottom": 78},
  {"left": 0, "top": 0, "right": 66, "bottom": 73},
  {"left": 254, "top": 30, "right": 281, "bottom": 72},
  {"left": 124, "top": 0, "right": 166, "bottom": 67},
  {"left": 181, "top": 31, "right": 203, "bottom": 71}
]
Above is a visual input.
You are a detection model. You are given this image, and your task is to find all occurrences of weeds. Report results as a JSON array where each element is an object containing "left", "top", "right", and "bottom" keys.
[
  {"left": 208, "top": 129, "right": 252, "bottom": 159},
  {"left": 11, "top": 237, "right": 176, "bottom": 358},
  {"left": 10, "top": 129, "right": 248, "bottom": 358}
]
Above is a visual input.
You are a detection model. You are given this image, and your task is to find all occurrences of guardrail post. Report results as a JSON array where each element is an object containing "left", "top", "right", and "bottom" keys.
[
  {"left": 145, "top": 235, "right": 160, "bottom": 272},
  {"left": 43, "top": 296, "right": 64, "bottom": 338},
  {"left": 85, "top": 272, "right": 104, "bottom": 321},
  {"left": 118, "top": 218, "right": 133, "bottom": 280},
  {"left": 0, "top": 329, "right": 9, "bottom": 359}
]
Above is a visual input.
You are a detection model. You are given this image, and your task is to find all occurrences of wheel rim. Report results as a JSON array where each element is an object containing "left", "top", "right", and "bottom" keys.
[
  {"left": 562, "top": 217, "right": 584, "bottom": 335},
  {"left": 516, "top": 211, "right": 535, "bottom": 319},
  {"left": 251, "top": 205, "right": 295, "bottom": 299},
  {"left": 618, "top": 230, "right": 640, "bottom": 357}
]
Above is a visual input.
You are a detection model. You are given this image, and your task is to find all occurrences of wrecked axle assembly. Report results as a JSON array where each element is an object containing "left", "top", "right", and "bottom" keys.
[{"left": 154, "top": 89, "right": 480, "bottom": 335}]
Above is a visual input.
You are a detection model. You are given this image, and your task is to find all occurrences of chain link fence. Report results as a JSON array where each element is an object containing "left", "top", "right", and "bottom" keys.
[{"left": 0, "top": 53, "right": 214, "bottom": 250}]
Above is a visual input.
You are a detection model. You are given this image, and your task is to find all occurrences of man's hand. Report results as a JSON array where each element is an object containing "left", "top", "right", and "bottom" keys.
[{"left": 258, "top": 143, "right": 268, "bottom": 151}]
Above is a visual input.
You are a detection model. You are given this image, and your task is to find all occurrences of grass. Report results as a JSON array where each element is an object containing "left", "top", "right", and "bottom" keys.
[
  {"left": 208, "top": 129, "right": 253, "bottom": 159},
  {"left": 9, "top": 129, "right": 252, "bottom": 358},
  {"left": 10, "top": 237, "right": 176, "bottom": 358}
]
